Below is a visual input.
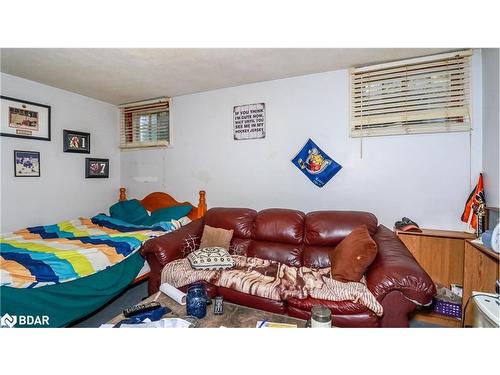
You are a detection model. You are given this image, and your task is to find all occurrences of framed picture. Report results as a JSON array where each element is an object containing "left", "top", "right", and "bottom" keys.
[
  {"left": 1, "top": 96, "right": 51, "bottom": 141},
  {"left": 233, "top": 103, "right": 265, "bottom": 140},
  {"left": 85, "top": 158, "right": 109, "bottom": 178},
  {"left": 14, "top": 150, "right": 41, "bottom": 177},
  {"left": 63, "top": 130, "right": 90, "bottom": 153}
]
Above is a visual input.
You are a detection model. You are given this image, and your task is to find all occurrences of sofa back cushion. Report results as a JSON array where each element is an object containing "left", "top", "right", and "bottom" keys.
[
  {"left": 248, "top": 241, "right": 303, "bottom": 267},
  {"left": 203, "top": 208, "right": 256, "bottom": 256},
  {"left": 203, "top": 208, "right": 378, "bottom": 269},
  {"left": 249, "top": 209, "right": 305, "bottom": 266},
  {"left": 302, "top": 211, "right": 377, "bottom": 268},
  {"left": 253, "top": 209, "right": 305, "bottom": 244},
  {"left": 304, "top": 211, "right": 378, "bottom": 246},
  {"left": 204, "top": 208, "right": 256, "bottom": 239}
]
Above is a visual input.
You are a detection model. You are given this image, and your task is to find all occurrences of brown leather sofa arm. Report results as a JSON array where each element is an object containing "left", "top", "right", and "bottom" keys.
[
  {"left": 367, "top": 225, "right": 436, "bottom": 305},
  {"left": 141, "top": 219, "right": 203, "bottom": 295}
]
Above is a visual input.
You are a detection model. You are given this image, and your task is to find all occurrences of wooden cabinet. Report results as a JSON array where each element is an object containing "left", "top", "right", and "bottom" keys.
[
  {"left": 397, "top": 229, "right": 474, "bottom": 288},
  {"left": 396, "top": 229, "right": 473, "bottom": 327},
  {"left": 397, "top": 229, "right": 499, "bottom": 327},
  {"left": 462, "top": 240, "right": 500, "bottom": 326}
]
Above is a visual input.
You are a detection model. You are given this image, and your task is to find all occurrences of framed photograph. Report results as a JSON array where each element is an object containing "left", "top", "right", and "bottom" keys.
[
  {"left": 1, "top": 96, "right": 51, "bottom": 141},
  {"left": 85, "top": 158, "right": 109, "bottom": 178},
  {"left": 14, "top": 150, "right": 41, "bottom": 177},
  {"left": 63, "top": 130, "right": 90, "bottom": 153}
]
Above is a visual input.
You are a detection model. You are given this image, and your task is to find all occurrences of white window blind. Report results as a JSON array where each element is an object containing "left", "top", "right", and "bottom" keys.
[
  {"left": 350, "top": 50, "right": 472, "bottom": 137},
  {"left": 119, "top": 97, "right": 170, "bottom": 149}
]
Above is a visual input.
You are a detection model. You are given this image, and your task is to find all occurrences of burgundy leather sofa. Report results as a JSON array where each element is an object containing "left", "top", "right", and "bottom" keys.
[{"left": 142, "top": 207, "right": 436, "bottom": 327}]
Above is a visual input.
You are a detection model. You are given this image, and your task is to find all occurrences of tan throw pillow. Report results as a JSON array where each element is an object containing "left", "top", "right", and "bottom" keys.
[
  {"left": 199, "top": 225, "right": 234, "bottom": 250},
  {"left": 329, "top": 225, "right": 378, "bottom": 282}
]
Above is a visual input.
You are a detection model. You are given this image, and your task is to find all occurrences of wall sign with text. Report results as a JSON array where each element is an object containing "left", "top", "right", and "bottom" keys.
[{"left": 233, "top": 103, "right": 265, "bottom": 140}]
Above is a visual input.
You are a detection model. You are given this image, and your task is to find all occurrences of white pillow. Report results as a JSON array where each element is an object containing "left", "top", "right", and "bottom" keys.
[
  {"left": 169, "top": 216, "right": 192, "bottom": 230},
  {"left": 178, "top": 216, "right": 192, "bottom": 226},
  {"left": 187, "top": 247, "right": 235, "bottom": 270}
]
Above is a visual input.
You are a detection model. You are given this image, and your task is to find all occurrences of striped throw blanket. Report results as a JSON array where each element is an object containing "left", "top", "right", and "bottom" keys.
[
  {"left": 1, "top": 215, "right": 179, "bottom": 288},
  {"left": 162, "top": 255, "right": 383, "bottom": 316}
]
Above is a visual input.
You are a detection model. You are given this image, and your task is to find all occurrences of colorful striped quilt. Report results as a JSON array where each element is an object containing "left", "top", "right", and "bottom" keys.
[{"left": 0, "top": 215, "right": 179, "bottom": 288}]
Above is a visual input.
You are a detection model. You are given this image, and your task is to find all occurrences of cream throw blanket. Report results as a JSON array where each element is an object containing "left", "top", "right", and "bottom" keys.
[{"left": 161, "top": 255, "right": 383, "bottom": 316}]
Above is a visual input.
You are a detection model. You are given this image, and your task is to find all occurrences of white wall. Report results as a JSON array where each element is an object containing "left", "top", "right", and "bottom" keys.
[
  {"left": 481, "top": 48, "right": 499, "bottom": 208},
  {"left": 120, "top": 50, "right": 483, "bottom": 231},
  {"left": 0, "top": 73, "right": 120, "bottom": 232}
]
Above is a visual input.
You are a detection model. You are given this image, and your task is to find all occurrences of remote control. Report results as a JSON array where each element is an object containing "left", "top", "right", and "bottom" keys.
[
  {"left": 214, "top": 296, "right": 224, "bottom": 315},
  {"left": 123, "top": 301, "right": 161, "bottom": 318}
]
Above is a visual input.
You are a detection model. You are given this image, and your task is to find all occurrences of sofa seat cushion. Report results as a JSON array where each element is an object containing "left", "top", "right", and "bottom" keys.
[
  {"left": 162, "top": 255, "right": 383, "bottom": 316},
  {"left": 180, "top": 282, "right": 287, "bottom": 315},
  {"left": 286, "top": 296, "right": 368, "bottom": 315},
  {"left": 302, "top": 245, "right": 334, "bottom": 268},
  {"left": 217, "top": 286, "right": 287, "bottom": 315}
]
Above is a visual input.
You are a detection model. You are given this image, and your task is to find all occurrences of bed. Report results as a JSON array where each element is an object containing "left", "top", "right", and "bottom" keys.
[{"left": 0, "top": 188, "right": 207, "bottom": 327}]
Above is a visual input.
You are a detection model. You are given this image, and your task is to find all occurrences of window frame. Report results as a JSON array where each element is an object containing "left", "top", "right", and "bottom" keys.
[
  {"left": 119, "top": 97, "right": 171, "bottom": 150},
  {"left": 349, "top": 50, "right": 472, "bottom": 138}
]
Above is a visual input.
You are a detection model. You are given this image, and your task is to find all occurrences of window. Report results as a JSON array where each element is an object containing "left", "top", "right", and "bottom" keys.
[
  {"left": 119, "top": 97, "right": 170, "bottom": 149},
  {"left": 350, "top": 50, "right": 472, "bottom": 137}
]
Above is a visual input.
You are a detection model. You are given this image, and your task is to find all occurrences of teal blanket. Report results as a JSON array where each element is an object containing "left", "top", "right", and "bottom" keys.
[{"left": 0, "top": 251, "right": 144, "bottom": 327}]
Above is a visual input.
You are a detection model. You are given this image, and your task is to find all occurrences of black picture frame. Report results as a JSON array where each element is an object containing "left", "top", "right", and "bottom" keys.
[
  {"left": 85, "top": 158, "right": 109, "bottom": 178},
  {"left": 1, "top": 96, "right": 51, "bottom": 141},
  {"left": 63, "top": 130, "right": 90, "bottom": 153},
  {"left": 14, "top": 150, "right": 41, "bottom": 177}
]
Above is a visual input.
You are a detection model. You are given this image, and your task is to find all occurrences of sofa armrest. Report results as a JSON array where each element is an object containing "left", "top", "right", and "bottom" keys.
[
  {"left": 366, "top": 225, "right": 436, "bottom": 305},
  {"left": 142, "top": 218, "right": 203, "bottom": 265},
  {"left": 141, "top": 219, "right": 203, "bottom": 295}
]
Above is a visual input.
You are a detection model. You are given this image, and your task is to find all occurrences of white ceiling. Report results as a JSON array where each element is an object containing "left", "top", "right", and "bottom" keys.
[{"left": 0, "top": 48, "right": 455, "bottom": 105}]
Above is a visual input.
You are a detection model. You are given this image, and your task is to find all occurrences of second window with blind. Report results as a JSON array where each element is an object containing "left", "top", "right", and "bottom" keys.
[
  {"left": 350, "top": 50, "right": 472, "bottom": 137},
  {"left": 119, "top": 97, "right": 171, "bottom": 149}
]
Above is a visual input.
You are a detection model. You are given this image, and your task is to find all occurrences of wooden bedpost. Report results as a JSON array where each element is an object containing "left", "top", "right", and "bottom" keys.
[
  {"left": 197, "top": 190, "right": 207, "bottom": 218},
  {"left": 119, "top": 187, "right": 127, "bottom": 201}
]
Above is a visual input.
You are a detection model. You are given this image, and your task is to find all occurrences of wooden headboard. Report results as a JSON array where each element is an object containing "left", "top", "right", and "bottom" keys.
[{"left": 119, "top": 187, "right": 207, "bottom": 220}]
